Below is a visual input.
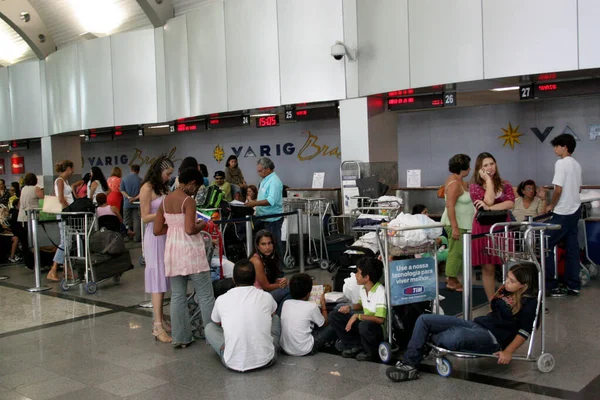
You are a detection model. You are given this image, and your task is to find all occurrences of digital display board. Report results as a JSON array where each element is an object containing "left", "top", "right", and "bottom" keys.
[
  {"left": 387, "top": 93, "right": 458, "bottom": 111},
  {"left": 207, "top": 115, "right": 250, "bottom": 130},
  {"left": 256, "top": 115, "right": 279, "bottom": 128},
  {"left": 520, "top": 78, "right": 600, "bottom": 100}
]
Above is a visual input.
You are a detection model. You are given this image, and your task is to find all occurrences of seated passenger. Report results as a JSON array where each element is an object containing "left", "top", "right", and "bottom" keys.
[
  {"left": 250, "top": 229, "right": 290, "bottom": 313},
  {"left": 205, "top": 259, "right": 280, "bottom": 372},
  {"left": 280, "top": 273, "right": 337, "bottom": 356},
  {"left": 512, "top": 180, "right": 547, "bottom": 222},
  {"left": 329, "top": 257, "right": 387, "bottom": 362},
  {"left": 96, "top": 193, "right": 123, "bottom": 222},
  {"left": 411, "top": 204, "right": 429, "bottom": 216},
  {"left": 212, "top": 171, "right": 233, "bottom": 202},
  {"left": 0, "top": 204, "right": 21, "bottom": 263},
  {"left": 386, "top": 263, "right": 538, "bottom": 382}
]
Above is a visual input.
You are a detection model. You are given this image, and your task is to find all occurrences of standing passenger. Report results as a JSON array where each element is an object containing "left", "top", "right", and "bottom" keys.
[
  {"left": 154, "top": 167, "right": 215, "bottom": 347},
  {"left": 469, "top": 153, "right": 515, "bottom": 301},
  {"left": 140, "top": 156, "right": 174, "bottom": 343},
  {"left": 107, "top": 167, "right": 123, "bottom": 213},
  {"left": 88, "top": 166, "right": 110, "bottom": 204},
  {"left": 121, "top": 164, "right": 142, "bottom": 242},
  {"left": 440, "top": 154, "right": 474, "bottom": 292}
]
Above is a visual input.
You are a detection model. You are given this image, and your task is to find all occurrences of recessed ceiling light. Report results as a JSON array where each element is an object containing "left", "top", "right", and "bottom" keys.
[
  {"left": 38, "top": 34, "right": 46, "bottom": 43},
  {"left": 20, "top": 12, "right": 30, "bottom": 23},
  {"left": 490, "top": 86, "right": 520, "bottom": 92}
]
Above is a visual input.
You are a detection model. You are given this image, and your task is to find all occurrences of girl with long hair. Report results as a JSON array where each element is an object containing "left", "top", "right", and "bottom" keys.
[
  {"left": 88, "top": 166, "right": 110, "bottom": 204},
  {"left": 71, "top": 173, "right": 91, "bottom": 199},
  {"left": 47, "top": 160, "right": 75, "bottom": 282},
  {"left": 154, "top": 167, "right": 215, "bottom": 348},
  {"left": 225, "top": 155, "right": 247, "bottom": 200},
  {"left": 469, "top": 152, "right": 515, "bottom": 301},
  {"left": 250, "top": 229, "right": 290, "bottom": 313},
  {"left": 387, "top": 263, "right": 539, "bottom": 382},
  {"left": 140, "top": 156, "right": 175, "bottom": 343}
]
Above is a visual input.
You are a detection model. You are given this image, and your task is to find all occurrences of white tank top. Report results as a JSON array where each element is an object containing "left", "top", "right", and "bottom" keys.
[
  {"left": 88, "top": 180, "right": 107, "bottom": 203},
  {"left": 54, "top": 177, "right": 74, "bottom": 205}
]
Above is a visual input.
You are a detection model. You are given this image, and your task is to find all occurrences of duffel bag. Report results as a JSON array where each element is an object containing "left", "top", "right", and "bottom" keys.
[{"left": 89, "top": 228, "right": 126, "bottom": 255}]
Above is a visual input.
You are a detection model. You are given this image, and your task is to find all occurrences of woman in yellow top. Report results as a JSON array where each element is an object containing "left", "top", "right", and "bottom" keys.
[
  {"left": 440, "top": 154, "right": 475, "bottom": 291},
  {"left": 512, "top": 180, "right": 547, "bottom": 222}
]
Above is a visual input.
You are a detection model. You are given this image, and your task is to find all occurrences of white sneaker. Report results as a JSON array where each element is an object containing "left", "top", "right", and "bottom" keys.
[{"left": 8, "top": 257, "right": 17, "bottom": 263}]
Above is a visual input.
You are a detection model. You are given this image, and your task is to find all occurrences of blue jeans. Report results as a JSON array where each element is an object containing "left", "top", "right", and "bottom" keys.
[
  {"left": 329, "top": 311, "right": 384, "bottom": 357},
  {"left": 544, "top": 208, "right": 581, "bottom": 290},
  {"left": 53, "top": 219, "right": 66, "bottom": 264},
  {"left": 205, "top": 315, "right": 281, "bottom": 371},
  {"left": 269, "top": 287, "right": 291, "bottom": 316},
  {"left": 310, "top": 324, "right": 337, "bottom": 354},
  {"left": 402, "top": 314, "right": 500, "bottom": 367},
  {"left": 170, "top": 271, "right": 215, "bottom": 345}
]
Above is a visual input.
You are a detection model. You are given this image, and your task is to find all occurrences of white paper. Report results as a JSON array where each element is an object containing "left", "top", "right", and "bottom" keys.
[
  {"left": 36, "top": 175, "right": 44, "bottom": 189},
  {"left": 309, "top": 285, "right": 324, "bottom": 307},
  {"left": 343, "top": 187, "right": 360, "bottom": 214},
  {"left": 312, "top": 172, "right": 325, "bottom": 189},
  {"left": 407, "top": 169, "right": 421, "bottom": 188}
]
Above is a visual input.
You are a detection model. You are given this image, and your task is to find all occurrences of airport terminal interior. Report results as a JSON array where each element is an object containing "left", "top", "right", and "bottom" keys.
[{"left": 1, "top": 0, "right": 600, "bottom": 399}]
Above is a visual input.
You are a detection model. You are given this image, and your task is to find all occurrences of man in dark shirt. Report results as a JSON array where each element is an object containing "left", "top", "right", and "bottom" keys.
[{"left": 120, "top": 164, "right": 142, "bottom": 242}]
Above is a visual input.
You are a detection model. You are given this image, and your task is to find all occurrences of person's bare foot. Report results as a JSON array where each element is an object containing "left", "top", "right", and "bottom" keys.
[{"left": 47, "top": 271, "right": 60, "bottom": 282}]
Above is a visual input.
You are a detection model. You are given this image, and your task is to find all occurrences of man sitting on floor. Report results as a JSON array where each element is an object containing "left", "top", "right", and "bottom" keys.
[{"left": 205, "top": 259, "right": 281, "bottom": 372}]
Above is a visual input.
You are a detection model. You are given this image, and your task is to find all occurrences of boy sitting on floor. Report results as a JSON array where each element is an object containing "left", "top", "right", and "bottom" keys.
[
  {"left": 280, "top": 273, "right": 337, "bottom": 356},
  {"left": 329, "top": 257, "right": 387, "bottom": 362}
]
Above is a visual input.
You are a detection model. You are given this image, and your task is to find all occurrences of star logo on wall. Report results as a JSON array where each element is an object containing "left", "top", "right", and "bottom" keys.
[
  {"left": 213, "top": 144, "right": 224, "bottom": 163},
  {"left": 499, "top": 123, "right": 524, "bottom": 149}
]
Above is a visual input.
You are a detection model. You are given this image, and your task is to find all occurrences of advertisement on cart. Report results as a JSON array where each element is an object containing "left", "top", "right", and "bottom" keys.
[{"left": 390, "top": 258, "right": 436, "bottom": 306}]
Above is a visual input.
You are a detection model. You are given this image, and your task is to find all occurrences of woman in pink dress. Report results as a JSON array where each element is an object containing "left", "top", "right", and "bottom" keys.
[
  {"left": 107, "top": 167, "right": 124, "bottom": 213},
  {"left": 154, "top": 167, "right": 215, "bottom": 348},
  {"left": 140, "top": 156, "right": 174, "bottom": 344},
  {"left": 470, "top": 152, "right": 515, "bottom": 301}
]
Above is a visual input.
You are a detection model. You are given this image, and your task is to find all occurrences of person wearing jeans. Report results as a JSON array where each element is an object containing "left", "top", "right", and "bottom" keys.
[
  {"left": 170, "top": 272, "right": 215, "bottom": 344},
  {"left": 544, "top": 134, "right": 583, "bottom": 297}
]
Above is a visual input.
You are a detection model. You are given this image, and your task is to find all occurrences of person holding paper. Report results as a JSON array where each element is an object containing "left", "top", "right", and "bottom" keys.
[{"left": 280, "top": 273, "right": 337, "bottom": 356}]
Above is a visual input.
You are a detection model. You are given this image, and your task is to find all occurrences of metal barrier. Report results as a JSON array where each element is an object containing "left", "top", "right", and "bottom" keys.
[
  {"left": 462, "top": 232, "right": 472, "bottom": 320},
  {"left": 26, "top": 209, "right": 51, "bottom": 292}
]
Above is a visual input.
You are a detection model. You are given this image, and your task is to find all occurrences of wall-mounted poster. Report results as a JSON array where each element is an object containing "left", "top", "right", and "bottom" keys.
[{"left": 11, "top": 156, "right": 24, "bottom": 174}]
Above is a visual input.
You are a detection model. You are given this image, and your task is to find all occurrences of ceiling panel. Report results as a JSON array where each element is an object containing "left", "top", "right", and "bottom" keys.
[
  {"left": 173, "top": 0, "right": 220, "bottom": 16},
  {"left": 0, "top": 19, "right": 36, "bottom": 66},
  {"left": 28, "top": 0, "right": 152, "bottom": 49}
]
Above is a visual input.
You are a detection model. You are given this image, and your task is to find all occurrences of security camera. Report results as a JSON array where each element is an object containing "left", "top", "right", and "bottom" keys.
[
  {"left": 331, "top": 41, "right": 356, "bottom": 62},
  {"left": 331, "top": 42, "right": 346, "bottom": 60}
]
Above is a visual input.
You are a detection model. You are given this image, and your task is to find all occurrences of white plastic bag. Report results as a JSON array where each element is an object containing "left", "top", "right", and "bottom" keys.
[
  {"left": 342, "top": 272, "right": 361, "bottom": 304},
  {"left": 387, "top": 212, "right": 443, "bottom": 248}
]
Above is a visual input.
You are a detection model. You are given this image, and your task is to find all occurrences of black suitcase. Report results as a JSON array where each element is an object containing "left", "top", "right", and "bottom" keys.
[
  {"left": 75, "top": 251, "right": 134, "bottom": 282},
  {"left": 325, "top": 234, "right": 355, "bottom": 264},
  {"left": 333, "top": 265, "right": 357, "bottom": 292}
]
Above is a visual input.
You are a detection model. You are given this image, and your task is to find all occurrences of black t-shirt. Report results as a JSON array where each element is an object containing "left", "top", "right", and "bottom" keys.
[{"left": 474, "top": 289, "right": 537, "bottom": 349}]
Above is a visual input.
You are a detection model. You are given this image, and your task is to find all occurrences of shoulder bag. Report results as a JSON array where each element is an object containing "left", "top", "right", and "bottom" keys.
[{"left": 476, "top": 209, "right": 508, "bottom": 226}]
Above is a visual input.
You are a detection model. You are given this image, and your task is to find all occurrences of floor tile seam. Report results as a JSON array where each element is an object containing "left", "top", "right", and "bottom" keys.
[{"left": 0, "top": 306, "right": 139, "bottom": 339}]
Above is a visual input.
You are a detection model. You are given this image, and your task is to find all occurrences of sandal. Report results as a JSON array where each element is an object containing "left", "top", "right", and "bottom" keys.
[
  {"left": 445, "top": 278, "right": 463, "bottom": 292},
  {"left": 152, "top": 322, "right": 172, "bottom": 343},
  {"left": 162, "top": 320, "right": 172, "bottom": 333}
]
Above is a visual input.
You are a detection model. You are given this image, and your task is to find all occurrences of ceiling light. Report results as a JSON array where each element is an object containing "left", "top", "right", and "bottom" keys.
[
  {"left": 20, "top": 12, "right": 31, "bottom": 23},
  {"left": 147, "top": 124, "right": 169, "bottom": 129},
  {"left": 250, "top": 113, "right": 276, "bottom": 117},
  {"left": 71, "top": 0, "right": 124, "bottom": 35},
  {"left": 490, "top": 86, "right": 520, "bottom": 92},
  {"left": 38, "top": 34, "right": 46, "bottom": 43},
  {"left": 79, "top": 134, "right": 86, "bottom": 137},
  {"left": 0, "top": 21, "right": 30, "bottom": 64}
]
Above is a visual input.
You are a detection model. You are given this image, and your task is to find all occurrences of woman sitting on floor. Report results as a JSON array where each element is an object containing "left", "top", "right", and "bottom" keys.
[{"left": 386, "top": 263, "right": 539, "bottom": 382}]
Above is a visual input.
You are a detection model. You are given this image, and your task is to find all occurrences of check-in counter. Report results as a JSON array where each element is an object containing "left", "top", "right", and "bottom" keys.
[
  {"left": 395, "top": 187, "right": 445, "bottom": 219},
  {"left": 286, "top": 188, "right": 342, "bottom": 214}
]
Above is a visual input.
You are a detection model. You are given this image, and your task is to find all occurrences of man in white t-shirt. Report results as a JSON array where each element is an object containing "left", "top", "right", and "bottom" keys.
[
  {"left": 545, "top": 134, "right": 583, "bottom": 297},
  {"left": 205, "top": 259, "right": 280, "bottom": 372},
  {"left": 280, "top": 273, "right": 337, "bottom": 356}
]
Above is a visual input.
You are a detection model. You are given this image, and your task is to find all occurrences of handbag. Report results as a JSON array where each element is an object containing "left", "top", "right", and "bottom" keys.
[
  {"left": 476, "top": 209, "right": 508, "bottom": 225},
  {"left": 42, "top": 196, "right": 63, "bottom": 214},
  {"left": 437, "top": 185, "right": 445, "bottom": 198},
  {"left": 63, "top": 197, "right": 95, "bottom": 213}
]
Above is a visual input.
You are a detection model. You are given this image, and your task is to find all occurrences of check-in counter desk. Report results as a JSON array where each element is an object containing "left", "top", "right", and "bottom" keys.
[{"left": 286, "top": 188, "right": 342, "bottom": 214}]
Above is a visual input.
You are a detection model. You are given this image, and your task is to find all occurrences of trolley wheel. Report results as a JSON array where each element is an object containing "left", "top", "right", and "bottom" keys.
[
  {"left": 319, "top": 260, "right": 330, "bottom": 270},
  {"left": 60, "top": 279, "right": 70, "bottom": 291},
  {"left": 537, "top": 353, "right": 555, "bottom": 373},
  {"left": 580, "top": 268, "right": 591, "bottom": 287},
  {"left": 306, "top": 257, "right": 316, "bottom": 265},
  {"left": 436, "top": 357, "right": 452, "bottom": 377},
  {"left": 587, "top": 262, "right": 598, "bottom": 278},
  {"left": 85, "top": 282, "right": 97, "bottom": 294},
  {"left": 139, "top": 255, "right": 146, "bottom": 267},
  {"left": 113, "top": 274, "right": 122, "bottom": 283},
  {"left": 378, "top": 342, "right": 395, "bottom": 364},
  {"left": 284, "top": 255, "right": 295, "bottom": 269}
]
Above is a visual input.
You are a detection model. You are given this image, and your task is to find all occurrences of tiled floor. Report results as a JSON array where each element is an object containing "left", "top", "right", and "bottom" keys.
[{"left": 0, "top": 247, "right": 598, "bottom": 399}]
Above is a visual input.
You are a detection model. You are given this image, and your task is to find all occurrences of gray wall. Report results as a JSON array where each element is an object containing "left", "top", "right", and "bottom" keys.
[
  {"left": 80, "top": 120, "right": 341, "bottom": 189},
  {"left": 0, "top": 142, "right": 42, "bottom": 186},
  {"left": 397, "top": 96, "right": 600, "bottom": 187}
]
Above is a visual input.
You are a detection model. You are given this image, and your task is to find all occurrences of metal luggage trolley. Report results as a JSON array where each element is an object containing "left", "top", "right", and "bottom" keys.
[
  {"left": 58, "top": 211, "right": 97, "bottom": 294},
  {"left": 429, "top": 221, "right": 561, "bottom": 376},
  {"left": 376, "top": 223, "right": 445, "bottom": 364},
  {"left": 283, "top": 198, "right": 333, "bottom": 269}
]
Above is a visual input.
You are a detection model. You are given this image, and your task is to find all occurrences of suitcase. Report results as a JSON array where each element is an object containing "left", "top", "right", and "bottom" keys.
[
  {"left": 325, "top": 234, "right": 355, "bottom": 265},
  {"left": 75, "top": 251, "right": 134, "bottom": 283},
  {"left": 333, "top": 265, "right": 357, "bottom": 292}
]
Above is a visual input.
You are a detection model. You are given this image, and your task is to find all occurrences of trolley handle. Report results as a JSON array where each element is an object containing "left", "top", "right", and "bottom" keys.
[{"left": 489, "top": 221, "right": 560, "bottom": 234}]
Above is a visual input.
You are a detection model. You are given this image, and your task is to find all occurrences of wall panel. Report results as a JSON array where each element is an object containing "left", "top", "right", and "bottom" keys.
[
  {"left": 111, "top": 29, "right": 159, "bottom": 126},
  {"left": 277, "top": 0, "right": 346, "bottom": 104},
  {"left": 0, "top": 68, "right": 12, "bottom": 141},
  {"left": 357, "top": 0, "right": 410, "bottom": 96},
  {"left": 45, "top": 45, "right": 81, "bottom": 134},
  {"left": 224, "top": 0, "right": 281, "bottom": 110},
  {"left": 9, "top": 61, "right": 44, "bottom": 139},
  {"left": 409, "top": 0, "right": 483, "bottom": 88},
  {"left": 482, "top": 0, "right": 578, "bottom": 79},
  {"left": 164, "top": 15, "right": 191, "bottom": 120},
  {"left": 79, "top": 37, "right": 114, "bottom": 130},
  {"left": 578, "top": 0, "right": 600, "bottom": 69},
  {"left": 187, "top": 3, "right": 228, "bottom": 115}
]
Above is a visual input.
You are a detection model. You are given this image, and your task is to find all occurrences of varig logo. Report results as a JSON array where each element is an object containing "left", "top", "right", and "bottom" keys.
[{"left": 213, "top": 144, "right": 224, "bottom": 163}]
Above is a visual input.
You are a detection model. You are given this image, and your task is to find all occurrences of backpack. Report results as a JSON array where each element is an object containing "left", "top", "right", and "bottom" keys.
[
  {"left": 63, "top": 197, "right": 95, "bottom": 213},
  {"left": 199, "top": 185, "right": 224, "bottom": 209},
  {"left": 89, "top": 228, "right": 126, "bottom": 255},
  {"left": 391, "top": 301, "right": 431, "bottom": 350},
  {"left": 339, "top": 246, "right": 375, "bottom": 268}
]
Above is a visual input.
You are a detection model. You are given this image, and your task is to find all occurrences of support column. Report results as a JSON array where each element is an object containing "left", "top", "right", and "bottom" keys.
[{"left": 41, "top": 135, "right": 83, "bottom": 190}]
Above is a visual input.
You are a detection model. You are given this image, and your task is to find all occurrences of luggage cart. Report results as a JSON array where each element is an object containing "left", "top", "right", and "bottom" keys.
[
  {"left": 376, "top": 223, "right": 445, "bottom": 364},
  {"left": 58, "top": 212, "right": 96, "bottom": 293},
  {"left": 428, "top": 221, "right": 561, "bottom": 376},
  {"left": 580, "top": 201, "right": 600, "bottom": 283}
]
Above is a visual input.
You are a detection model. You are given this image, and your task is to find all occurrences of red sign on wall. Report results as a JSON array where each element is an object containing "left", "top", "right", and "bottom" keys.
[
  {"left": 11, "top": 156, "right": 24, "bottom": 174},
  {"left": 0, "top": 159, "right": 4, "bottom": 175}
]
